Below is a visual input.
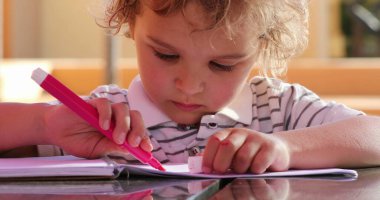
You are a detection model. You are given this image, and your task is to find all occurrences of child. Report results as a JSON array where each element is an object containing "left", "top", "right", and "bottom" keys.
[
  {"left": 3, "top": 0, "right": 380, "bottom": 175},
  {"left": 92, "top": 0, "right": 380, "bottom": 174}
]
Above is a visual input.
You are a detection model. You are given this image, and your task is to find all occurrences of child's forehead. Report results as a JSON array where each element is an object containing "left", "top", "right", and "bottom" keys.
[
  {"left": 140, "top": 0, "right": 263, "bottom": 39},
  {"left": 136, "top": 6, "right": 260, "bottom": 57}
]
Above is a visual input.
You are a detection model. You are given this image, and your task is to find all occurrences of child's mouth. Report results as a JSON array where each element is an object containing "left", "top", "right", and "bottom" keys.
[{"left": 172, "top": 101, "right": 202, "bottom": 112}]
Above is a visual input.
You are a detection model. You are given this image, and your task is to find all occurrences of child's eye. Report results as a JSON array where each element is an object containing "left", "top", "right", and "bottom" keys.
[
  {"left": 154, "top": 51, "right": 179, "bottom": 61},
  {"left": 209, "top": 61, "right": 234, "bottom": 72}
]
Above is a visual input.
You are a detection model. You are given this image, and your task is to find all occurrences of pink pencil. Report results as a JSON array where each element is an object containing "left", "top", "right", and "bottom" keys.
[{"left": 31, "top": 67, "right": 165, "bottom": 171}]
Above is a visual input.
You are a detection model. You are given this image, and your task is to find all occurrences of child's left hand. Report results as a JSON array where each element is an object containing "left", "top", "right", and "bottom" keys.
[{"left": 202, "top": 128, "right": 290, "bottom": 174}]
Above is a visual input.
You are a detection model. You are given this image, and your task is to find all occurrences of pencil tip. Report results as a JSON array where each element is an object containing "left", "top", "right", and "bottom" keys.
[{"left": 149, "top": 158, "right": 166, "bottom": 171}]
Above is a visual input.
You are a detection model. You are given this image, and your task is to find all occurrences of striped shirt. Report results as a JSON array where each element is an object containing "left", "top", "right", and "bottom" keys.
[
  {"left": 37, "top": 76, "right": 364, "bottom": 162},
  {"left": 85, "top": 76, "right": 364, "bottom": 164}
]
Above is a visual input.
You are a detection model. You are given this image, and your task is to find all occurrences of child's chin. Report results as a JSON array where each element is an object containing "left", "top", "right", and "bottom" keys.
[{"left": 171, "top": 114, "right": 202, "bottom": 125}]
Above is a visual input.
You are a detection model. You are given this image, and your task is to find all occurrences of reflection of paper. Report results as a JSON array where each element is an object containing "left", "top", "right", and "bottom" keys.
[
  {"left": 125, "top": 163, "right": 358, "bottom": 179},
  {"left": 0, "top": 180, "right": 124, "bottom": 194}
]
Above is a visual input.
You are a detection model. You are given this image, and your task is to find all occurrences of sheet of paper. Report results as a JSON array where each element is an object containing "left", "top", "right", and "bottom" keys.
[
  {"left": 0, "top": 155, "right": 358, "bottom": 180},
  {"left": 124, "top": 163, "right": 358, "bottom": 179},
  {"left": 0, "top": 156, "right": 115, "bottom": 178}
]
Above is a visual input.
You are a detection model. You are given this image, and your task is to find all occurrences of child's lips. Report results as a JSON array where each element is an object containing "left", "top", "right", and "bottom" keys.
[{"left": 173, "top": 101, "right": 202, "bottom": 112}]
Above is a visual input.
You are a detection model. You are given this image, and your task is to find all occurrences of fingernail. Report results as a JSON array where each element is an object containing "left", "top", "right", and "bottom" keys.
[
  {"left": 133, "top": 136, "right": 141, "bottom": 147},
  {"left": 147, "top": 141, "right": 153, "bottom": 151},
  {"left": 117, "top": 132, "right": 126, "bottom": 144},
  {"left": 125, "top": 116, "right": 131, "bottom": 132},
  {"left": 102, "top": 120, "right": 110, "bottom": 130}
]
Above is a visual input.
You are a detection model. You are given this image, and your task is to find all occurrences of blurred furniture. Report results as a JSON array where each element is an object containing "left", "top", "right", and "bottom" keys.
[{"left": 342, "top": 0, "right": 380, "bottom": 56}]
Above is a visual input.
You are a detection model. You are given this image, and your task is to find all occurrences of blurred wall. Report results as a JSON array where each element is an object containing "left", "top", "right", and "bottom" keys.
[
  {"left": 4, "top": 0, "right": 343, "bottom": 59},
  {"left": 5, "top": 0, "right": 41, "bottom": 57},
  {"left": 0, "top": 0, "right": 3, "bottom": 58},
  {"left": 303, "top": 0, "right": 345, "bottom": 58}
]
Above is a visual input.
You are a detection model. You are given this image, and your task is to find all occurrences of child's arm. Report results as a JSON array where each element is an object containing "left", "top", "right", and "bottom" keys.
[
  {"left": 276, "top": 115, "right": 380, "bottom": 169},
  {"left": 0, "top": 102, "right": 48, "bottom": 153},
  {"left": 202, "top": 115, "right": 380, "bottom": 174},
  {"left": 0, "top": 99, "right": 151, "bottom": 159}
]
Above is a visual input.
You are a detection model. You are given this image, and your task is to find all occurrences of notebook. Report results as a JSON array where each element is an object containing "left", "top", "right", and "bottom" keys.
[{"left": 0, "top": 155, "right": 358, "bottom": 180}]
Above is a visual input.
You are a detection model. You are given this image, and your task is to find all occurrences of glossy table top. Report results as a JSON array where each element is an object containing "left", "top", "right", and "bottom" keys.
[
  {"left": 0, "top": 177, "right": 220, "bottom": 200},
  {"left": 211, "top": 167, "right": 380, "bottom": 200},
  {"left": 0, "top": 167, "right": 379, "bottom": 200}
]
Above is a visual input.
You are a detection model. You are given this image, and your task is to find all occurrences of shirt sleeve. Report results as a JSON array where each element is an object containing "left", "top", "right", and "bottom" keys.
[
  {"left": 279, "top": 82, "right": 364, "bottom": 130},
  {"left": 90, "top": 84, "right": 129, "bottom": 104},
  {"left": 37, "top": 145, "right": 65, "bottom": 156}
]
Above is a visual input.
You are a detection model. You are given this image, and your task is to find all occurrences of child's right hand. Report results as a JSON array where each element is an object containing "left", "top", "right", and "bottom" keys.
[{"left": 42, "top": 98, "right": 152, "bottom": 159}]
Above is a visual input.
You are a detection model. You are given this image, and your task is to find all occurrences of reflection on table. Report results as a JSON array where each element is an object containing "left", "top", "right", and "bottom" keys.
[
  {"left": 210, "top": 167, "right": 380, "bottom": 200},
  {"left": 2, "top": 167, "right": 380, "bottom": 200},
  {"left": 0, "top": 177, "right": 220, "bottom": 200}
]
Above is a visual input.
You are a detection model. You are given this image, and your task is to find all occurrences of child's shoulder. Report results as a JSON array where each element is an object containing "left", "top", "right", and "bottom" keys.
[
  {"left": 249, "top": 76, "right": 291, "bottom": 89},
  {"left": 249, "top": 76, "right": 314, "bottom": 96}
]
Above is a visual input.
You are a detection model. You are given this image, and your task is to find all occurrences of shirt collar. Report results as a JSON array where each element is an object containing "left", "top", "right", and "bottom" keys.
[
  {"left": 128, "top": 76, "right": 253, "bottom": 127},
  {"left": 128, "top": 76, "right": 172, "bottom": 127},
  {"left": 217, "top": 84, "right": 253, "bottom": 125}
]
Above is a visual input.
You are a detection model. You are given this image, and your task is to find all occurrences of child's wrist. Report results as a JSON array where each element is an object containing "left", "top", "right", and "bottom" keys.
[
  {"left": 39, "top": 103, "right": 55, "bottom": 145},
  {"left": 273, "top": 132, "right": 295, "bottom": 168}
]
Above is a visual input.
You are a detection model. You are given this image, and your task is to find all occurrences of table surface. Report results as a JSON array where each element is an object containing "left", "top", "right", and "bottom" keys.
[
  {"left": 0, "top": 167, "right": 380, "bottom": 199},
  {"left": 213, "top": 167, "right": 380, "bottom": 200},
  {"left": 0, "top": 177, "right": 220, "bottom": 200}
]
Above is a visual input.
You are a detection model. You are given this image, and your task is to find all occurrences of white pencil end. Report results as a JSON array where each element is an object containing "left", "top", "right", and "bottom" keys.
[
  {"left": 31, "top": 67, "right": 48, "bottom": 85},
  {"left": 188, "top": 156, "right": 203, "bottom": 173}
]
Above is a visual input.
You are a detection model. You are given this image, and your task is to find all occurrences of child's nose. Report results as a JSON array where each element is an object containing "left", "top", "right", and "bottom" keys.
[{"left": 175, "top": 70, "right": 204, "bottom": 95}]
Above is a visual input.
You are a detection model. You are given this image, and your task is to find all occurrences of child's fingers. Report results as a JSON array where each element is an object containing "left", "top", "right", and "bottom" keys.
[
  {"left": 213, "top": 130, "right": 246, "bottom": 173},
  {"left": 232, "top": 135, "right": 260, "bottom": 173},
  {"left": 69, "top": 130, "right": 128, "bottom": 159},
  {"left": 251, "top": 136, "right": 290, "bottom": 173},
  {"left": 88, "top": 98, "right": 112, "bottom": 130},
  {"left": 140, "top": 137, "right": 153, "bottom": 152},
  {"left": 202, "top": 129, "right": 230, "bottom": 173},
  {"left": 127, "top": 110, "right": 150, "bottom": 148},
  {"left": 111, "top": 103, "right": 130, "bottom": 144},
  {"left": 250, "top": 144, "right": 277, "bottom": 174}
]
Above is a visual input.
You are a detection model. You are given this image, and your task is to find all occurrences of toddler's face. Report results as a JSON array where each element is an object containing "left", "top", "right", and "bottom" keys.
[{"left": 131, "top": 3, "right": 258, "bottom": 125}]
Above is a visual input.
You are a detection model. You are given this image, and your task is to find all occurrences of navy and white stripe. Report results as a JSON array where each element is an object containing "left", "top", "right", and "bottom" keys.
[{"left": 37, "top": 76, "right": 364, "bottom": 161}]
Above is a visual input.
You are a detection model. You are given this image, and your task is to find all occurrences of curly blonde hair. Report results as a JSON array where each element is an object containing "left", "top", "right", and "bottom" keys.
[{"left": 103, "top": 0, "right": 309, "bottom": 78}]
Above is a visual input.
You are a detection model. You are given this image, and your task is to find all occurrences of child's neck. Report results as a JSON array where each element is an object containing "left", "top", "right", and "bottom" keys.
[{"left": 177, "top": 123, "right": 200, "bottom": 131}]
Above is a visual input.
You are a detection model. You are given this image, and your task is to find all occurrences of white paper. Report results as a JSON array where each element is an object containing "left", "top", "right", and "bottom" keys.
[
  {"left": 124, "top": 163, "right": 358, "bottom": 179},
  {"left": 0, "top": 156, "right": 358, "bottom": 179},
  {"left": 0, "top": 156, "right": 115, "bottom": 178}
]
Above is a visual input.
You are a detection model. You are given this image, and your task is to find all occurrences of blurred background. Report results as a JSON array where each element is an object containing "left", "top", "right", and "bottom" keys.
[{"left": 0, "top": 0, "right": 380, "bottom": 115}]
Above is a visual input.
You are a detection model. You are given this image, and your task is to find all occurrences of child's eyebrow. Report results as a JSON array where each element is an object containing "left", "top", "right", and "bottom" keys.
[
  {"left": 147, "top": 36, "right": 250, "bottom": 60},
  {"left": 147, "top": 36, "right": 177, "bottom": 51},
  {"left": 215, "top": 53, "right": 250, "bottom": 60}
]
